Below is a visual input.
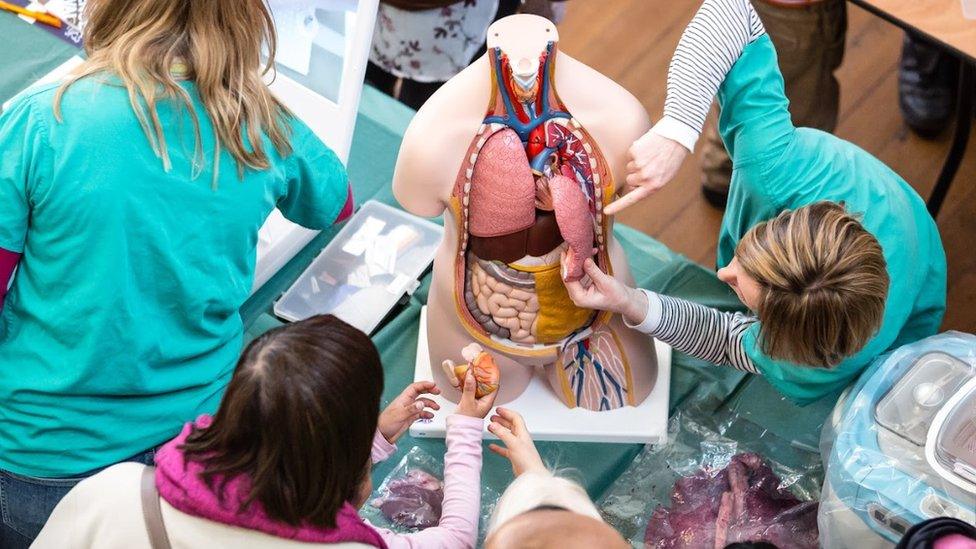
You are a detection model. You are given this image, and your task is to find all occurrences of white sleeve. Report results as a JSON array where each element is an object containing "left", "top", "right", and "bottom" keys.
[
  {"left": 655, "top": 0, "right": 766, "bottom": 151},
  {"left": 487, "top": 470, "right": 602, "bottom": 536}
]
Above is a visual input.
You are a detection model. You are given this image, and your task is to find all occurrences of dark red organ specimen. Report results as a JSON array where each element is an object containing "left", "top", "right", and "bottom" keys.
[
  {"left": 371, "top": 470, "right": 444, "bottom": 530},
  {"left": 644, "top": 453, "right": 819, "bottom": 549}
]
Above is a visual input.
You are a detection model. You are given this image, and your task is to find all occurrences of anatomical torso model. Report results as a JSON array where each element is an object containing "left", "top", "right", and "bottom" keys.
[{"left": 393, "top": 15, "right": 657, "bottom": 410}]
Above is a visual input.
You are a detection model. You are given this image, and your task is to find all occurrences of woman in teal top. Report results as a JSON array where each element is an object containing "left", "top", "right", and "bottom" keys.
[
  {"left": 569, "top": 0, "right": 946, "bottom": 406},
  {"left": 0, "top": 0, "right": 352, "bottom": 544}
]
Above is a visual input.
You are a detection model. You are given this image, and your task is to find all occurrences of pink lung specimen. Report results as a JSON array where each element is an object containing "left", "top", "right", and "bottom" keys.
[
  {"left": 468, "top": 128, "right": 536, "bottom": 238},
  {"left": 549, "top": 171, "right": 594, "bottom": 281}
]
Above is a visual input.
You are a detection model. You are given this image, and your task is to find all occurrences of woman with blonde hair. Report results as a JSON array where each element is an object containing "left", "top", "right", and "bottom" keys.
[
  {"left": 566, "top": 202, "right": 894, "bottom": 399},
  {"left": 0, "top": 0, "right": 354, "bottom": 544},
  {"left": 568, "top": 0, "right": 946, "bottom": 405}
]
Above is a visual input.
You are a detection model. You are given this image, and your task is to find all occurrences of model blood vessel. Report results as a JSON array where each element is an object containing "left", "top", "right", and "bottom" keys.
[{"left": 393, "top": 15, "right": 657, "bottom": 410}]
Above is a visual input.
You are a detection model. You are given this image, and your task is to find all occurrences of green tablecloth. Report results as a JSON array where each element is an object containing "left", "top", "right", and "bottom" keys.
[{"left": 0, "top": 12, "right": 834, "bottom": 524}]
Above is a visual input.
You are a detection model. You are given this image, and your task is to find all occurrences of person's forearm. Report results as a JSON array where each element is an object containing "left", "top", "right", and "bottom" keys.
[
  {"left": 381, "top": 415, "right": 483, "bottom": 549},
  {"left": 654, "top": 0, "right": 766, "bottom": 151},
  {"left": 625, "top": 290, "right": 760, "bottom": 374},
  {"left": 370, "top": 429, "right": 397, "bottom": 464},
  {"left": 0, "top": 248, "right": 20, "bottom": 313}
]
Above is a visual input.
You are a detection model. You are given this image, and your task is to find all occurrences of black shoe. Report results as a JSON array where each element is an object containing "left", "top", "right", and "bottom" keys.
[{"left": 899, "top": 34, "right": 959, "bottom": 139}]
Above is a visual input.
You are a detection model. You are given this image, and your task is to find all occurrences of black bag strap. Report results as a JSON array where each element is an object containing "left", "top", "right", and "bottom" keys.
[{"left": 140, "top": 466, "right": 172, "bottom": 549}]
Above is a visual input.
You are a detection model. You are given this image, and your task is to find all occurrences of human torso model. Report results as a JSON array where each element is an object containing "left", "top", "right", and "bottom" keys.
[{"left": 394, "top": 15, "right": 657, "bottom": 410}]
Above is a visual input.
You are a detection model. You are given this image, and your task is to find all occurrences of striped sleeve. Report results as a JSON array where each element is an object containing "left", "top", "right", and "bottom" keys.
[
  {"left": 628, "top": 290, "right": 760, "bottom": 374},
  {"left": 654, "top": 0, "right": 766, "bottom": 151}
]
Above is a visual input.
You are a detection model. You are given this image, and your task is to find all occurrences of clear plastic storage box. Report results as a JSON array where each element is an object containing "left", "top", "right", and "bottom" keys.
[{"left": 274, "top": 200, "right": 443, "bottom": 334}]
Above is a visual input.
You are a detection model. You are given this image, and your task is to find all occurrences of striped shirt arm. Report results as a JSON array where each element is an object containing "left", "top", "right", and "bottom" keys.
[
  {"left": 653, "top": 0, "right": 766, "bottom": 152},
  {"left": 628, "top": 290, "right": 760, "bottom": 374}
]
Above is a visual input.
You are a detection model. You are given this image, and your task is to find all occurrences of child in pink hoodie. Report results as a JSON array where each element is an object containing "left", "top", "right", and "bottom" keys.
[{"left": 34, "top": 314, "right": 496, "bottom": 549}]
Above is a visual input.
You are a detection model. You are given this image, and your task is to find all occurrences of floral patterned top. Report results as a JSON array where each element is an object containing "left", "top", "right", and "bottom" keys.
[{"left": 370, "top": 0, "right": 500, "bottom": 83}]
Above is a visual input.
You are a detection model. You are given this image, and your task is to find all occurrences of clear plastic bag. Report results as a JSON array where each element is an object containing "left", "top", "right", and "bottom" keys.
[
  {"left": 363, "top": 446, "right": 501, "bottom": 544},
  {"left": 599, "top": 407, "right": 823, "bottom": 548},
  {"left": 366, "top": 446, "right": 445, "bottom": 530},
  {"left": 819, "top": 332, "right": 976, "bottom": 549}
]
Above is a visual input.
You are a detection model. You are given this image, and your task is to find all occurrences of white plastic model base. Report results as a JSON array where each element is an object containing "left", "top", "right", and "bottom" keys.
[{"left": 410, "top": 306, "right": 672, "bottom": 444}]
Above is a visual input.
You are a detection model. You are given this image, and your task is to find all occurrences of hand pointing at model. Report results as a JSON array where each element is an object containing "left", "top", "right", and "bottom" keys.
[{"left": 604, "top": 130, "right": 689, "bottom": 215}]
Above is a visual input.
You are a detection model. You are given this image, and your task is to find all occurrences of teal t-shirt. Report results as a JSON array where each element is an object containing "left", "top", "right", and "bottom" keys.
[
  {"left": 0, "top": 78, "right": 348, "bottom": 476},
  {"left": 716, "top": 36, "right": 947, "bottom": 406}
]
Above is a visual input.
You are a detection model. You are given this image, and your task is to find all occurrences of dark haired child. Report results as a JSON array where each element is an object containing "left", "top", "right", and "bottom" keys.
[{"left": 35, "top": 315, "right": 495, "bottom": 549}]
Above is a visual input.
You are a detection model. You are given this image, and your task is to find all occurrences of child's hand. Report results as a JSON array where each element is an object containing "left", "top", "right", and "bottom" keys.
[
  {"left": 488, "top": 407, "right": 546, "bottom": 477},
  {"left": 378, "top": 381, "right": 442, "bottom": 443},
  {"left": 563, "top": 258, "right": 648, "bottom": 326},
  {"left": 455, "top": 369, "right": 498, "bottom": 419}
]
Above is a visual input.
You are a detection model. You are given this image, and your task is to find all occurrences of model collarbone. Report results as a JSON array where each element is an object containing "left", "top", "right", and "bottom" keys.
[{"left": 453, "top": 41, "right": 612, "bottom": 350}]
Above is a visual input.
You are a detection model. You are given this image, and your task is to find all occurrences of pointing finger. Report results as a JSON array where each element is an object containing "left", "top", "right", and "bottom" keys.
[{"left": 604, "top": 185, "right": 652, "bottom": 216}]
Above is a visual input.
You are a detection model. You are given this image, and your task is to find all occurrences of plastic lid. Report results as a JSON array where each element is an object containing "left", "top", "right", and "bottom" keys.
[
  {"left": 875, "top": 352, "right": 975, "bottom": 446},
  {"left": 274, "top": 201, "right": 443, "bottom": 334},
  {"left": 930, "top": 379, "right": 976, "bottom": 493}
]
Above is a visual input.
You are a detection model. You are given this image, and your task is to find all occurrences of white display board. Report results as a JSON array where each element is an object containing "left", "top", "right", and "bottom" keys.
[
  {"left": 410, "top": 307, "right": 673, "bottom": 444},
  {"left": 254, "top": 0, "right": 379, "bottom": 291}
]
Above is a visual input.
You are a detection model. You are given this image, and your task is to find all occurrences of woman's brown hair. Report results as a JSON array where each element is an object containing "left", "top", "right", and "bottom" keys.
[
  {"left": 736, "top": 201, "right": 889, "bottom": 368},
  {"left": 181, "top": 315, "right": 384, "bottom": 528},
  {"left": 54, "top": 0, "right": 291, "bottom": 184}
]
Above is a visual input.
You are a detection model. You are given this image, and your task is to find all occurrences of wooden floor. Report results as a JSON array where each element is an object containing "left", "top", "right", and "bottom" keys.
[{"left": 557, "top": 1, "right": 976, "bottom": 332}]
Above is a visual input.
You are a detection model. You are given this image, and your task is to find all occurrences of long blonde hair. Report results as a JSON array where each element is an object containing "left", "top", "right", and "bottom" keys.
[
  {"left": 736, "top": 202, "right": 889, "bottom": 368},
  {"left": 54, "top": 0, "right": 291, "bottom": 183}
]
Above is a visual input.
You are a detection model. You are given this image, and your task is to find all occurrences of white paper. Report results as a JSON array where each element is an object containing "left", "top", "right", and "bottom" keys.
[
  {"left": 386, "top": 273, "right": 419, "bottom": 296},
  {"left": 386, "top": 224, "right": 420, "bottom": 253},
  {"left": 365, "top": 238, "right": 397, "bottom": 277},
  {"left": 342, "top": 216, "right": 386, "bottom": 256}
]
